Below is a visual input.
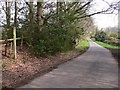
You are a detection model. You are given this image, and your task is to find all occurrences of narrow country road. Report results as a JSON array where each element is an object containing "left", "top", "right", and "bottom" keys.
[{"left": 19, "top": 39, "right": 118, "bottom": 88}]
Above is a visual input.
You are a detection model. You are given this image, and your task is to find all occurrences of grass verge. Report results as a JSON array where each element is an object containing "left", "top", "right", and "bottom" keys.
[
  {"left": 76, "top": 39, "right": 89, "bottom": 49},
  {"left": 95, "top": 41, "right": 120, "bottom": 49}
]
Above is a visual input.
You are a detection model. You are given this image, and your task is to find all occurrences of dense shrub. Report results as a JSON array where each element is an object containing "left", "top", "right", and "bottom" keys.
[
  {"left": 104, "top": 40, "right": 120, "bottom": 46},
  {"left": 105, "top": 32, "right": 120, "bottom": 40},
  {"left": 27, "top": 19, "right": 81, "bottom": 56},
  {"left": 118, "top": 32, "right": 120, "bottom": 39},
  {"left": 2, "top": 25, "right": 13, "bottom": 40},
  {"left": 94, "top": 31, "right": 108, "bottom": 42}
]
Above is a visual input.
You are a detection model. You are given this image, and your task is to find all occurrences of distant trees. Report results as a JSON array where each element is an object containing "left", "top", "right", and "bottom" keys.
[
  {"left": 94, "top": 31, "right": 108, "bottom": 42},
  {"left": 105, "top": 27, "right": 120, "bottom": 40},
  {"left": 93, "top": 28, "right": 120, "bottom": 46}
]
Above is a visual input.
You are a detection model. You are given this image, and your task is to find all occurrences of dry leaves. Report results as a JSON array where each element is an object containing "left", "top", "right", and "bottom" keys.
[{"left": 2, "top": 46, "right": 87, "bottom": 88}]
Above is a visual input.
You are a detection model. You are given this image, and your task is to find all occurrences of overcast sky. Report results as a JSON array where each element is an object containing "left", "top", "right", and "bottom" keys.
[{"left": 90, "top": 0, "right": 119, "bottom": 29}]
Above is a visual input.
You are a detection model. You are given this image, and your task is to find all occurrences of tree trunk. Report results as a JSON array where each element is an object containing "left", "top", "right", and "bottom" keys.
[
  {"left": 29, "top": 0, "right": 34, "bottom": 31},
  {"left": 6, "top": 0, "right": 10, "bottom": 29},
  {"left": 5, "top": 0, "right": 11, "bottom": 56},
  {"left": 37, "top": 0, "right": 44, "bottom": 31}
]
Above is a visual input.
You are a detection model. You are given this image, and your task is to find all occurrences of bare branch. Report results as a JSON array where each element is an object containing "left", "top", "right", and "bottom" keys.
[
  {"left": 75, "top": 0, "right": 93, "bottom": 13},
  {"left": 24, "top": 0, "right": 30, "bottom": 8},
  {"left": 78, "top": 8, "right": 111, "bottom": 19}
]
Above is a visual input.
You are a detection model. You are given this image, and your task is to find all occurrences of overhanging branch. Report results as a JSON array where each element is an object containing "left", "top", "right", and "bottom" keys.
[{"left": 78, "top": 8, "right": 111, "bottom": 19}]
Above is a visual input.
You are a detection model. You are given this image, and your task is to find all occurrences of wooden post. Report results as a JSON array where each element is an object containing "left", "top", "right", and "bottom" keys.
[
  {"left": 13, "top": 1, "right": 17, "bottom": 60},
  {"left": 13, "top": 27, "right": 16, "bottom": 59}
]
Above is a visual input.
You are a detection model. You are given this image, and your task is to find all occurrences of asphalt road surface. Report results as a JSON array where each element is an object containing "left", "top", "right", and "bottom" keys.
[{"left": 19, "top": 39, "right": 118, "bottom": 88}]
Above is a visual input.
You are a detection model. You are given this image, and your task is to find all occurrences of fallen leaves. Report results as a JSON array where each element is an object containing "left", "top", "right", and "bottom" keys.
[{"left": 2, "top": 46, "right": 87, "bottom": 88}]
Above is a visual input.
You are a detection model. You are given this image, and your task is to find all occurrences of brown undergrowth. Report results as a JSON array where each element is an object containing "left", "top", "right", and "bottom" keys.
[{"left": 2, "top": 46, "right": 88, "bottom": 88}]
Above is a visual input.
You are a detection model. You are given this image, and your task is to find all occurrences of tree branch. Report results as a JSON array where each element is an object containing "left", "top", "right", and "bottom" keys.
[
  {"left": 78, "top": 8, "right": 111, "bottom": 19},
  {"left": 75, "top": 0, "right": 92, "bottom": 13}
]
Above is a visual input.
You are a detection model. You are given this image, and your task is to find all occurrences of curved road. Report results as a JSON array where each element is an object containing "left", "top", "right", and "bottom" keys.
[{"left": 19, "top": 39, "right": 118, "bottom": 88}]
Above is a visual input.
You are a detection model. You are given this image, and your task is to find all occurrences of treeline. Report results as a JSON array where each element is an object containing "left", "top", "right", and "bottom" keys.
[
  {"left": 92, "top": 29, "right": 120, "bottom": 47},
  {"left": 1, "top": 0, "right": 112, "bottom": 56}
]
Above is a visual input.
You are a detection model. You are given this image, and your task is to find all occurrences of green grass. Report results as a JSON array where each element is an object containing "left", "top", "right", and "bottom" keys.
[
  {"left": 76, "top": 39, "right": 89, "bottom": 49},
  {"left": 95, "top": 41, "right": 120, "bottom": 49}
]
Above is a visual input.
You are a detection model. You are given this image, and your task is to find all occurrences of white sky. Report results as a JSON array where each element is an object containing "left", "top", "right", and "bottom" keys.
[
  {"left": 90, "top": 0, "right": 119, "bottom": 29},
  {"left": 93, "top": 14, "right": 118, "bottom": 29}
]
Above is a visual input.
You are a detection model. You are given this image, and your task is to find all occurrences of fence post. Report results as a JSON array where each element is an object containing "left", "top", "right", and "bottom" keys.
[{"left": 13, "top": 27, "right": 16, "bottom": 59}]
